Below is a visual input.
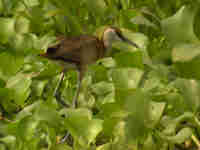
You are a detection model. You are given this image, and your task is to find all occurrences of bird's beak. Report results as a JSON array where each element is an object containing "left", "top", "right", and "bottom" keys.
[
  {"left": 120, "top": 35, "right": 139, "bottom": 48},
  {"left": 116, "top": 32, "right": 139, "bottom": 48}
]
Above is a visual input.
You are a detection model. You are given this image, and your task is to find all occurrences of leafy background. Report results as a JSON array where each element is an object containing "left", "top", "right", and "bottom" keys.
[{"left": 0, "top": 0, "right": 200, "bottom": 150}]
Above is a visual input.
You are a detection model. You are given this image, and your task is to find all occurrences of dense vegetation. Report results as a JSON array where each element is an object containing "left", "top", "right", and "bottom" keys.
[{"left": 0, "top": 0, "right": 200, "bottom": 149}]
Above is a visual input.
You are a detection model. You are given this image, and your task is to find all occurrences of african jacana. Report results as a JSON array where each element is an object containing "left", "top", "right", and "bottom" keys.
[{"left": 40, "top": 27, "right": 139, "bottom": 108}]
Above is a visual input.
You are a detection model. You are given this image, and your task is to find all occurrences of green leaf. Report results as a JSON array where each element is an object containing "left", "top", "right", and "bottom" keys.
[
  {"left": 172, "top": 44, "right": 200, "bottom": 79},
  {"left": 160, "top": 128, "right": 193, "bottom": 144},
  {"left": 31, "top": 80, "right": 48, "bottom": 97},
  {"left": 143, "top": 134, "right": 157, "bottom": 150},
  {"left": 114, "top": 51, "right": 144, "bottom": 69},
  {"left": 96, "top": 143, "right": 112, "bottom": 150},
  {"left": 112, "top": 68, "right": 144, "bottom": 90},
  {"left": 0, "top": 52, "right": 24, "bottom": 78},
  {"left": 161, "top": 5, "right": 199, "bottom": 46},
  {"left": 148, "top": 101, "right": 166, "bottom": 128},
  {"left": 91, "top": 81, "right": 113, "bottom": 96},
  {"left": 59, "top": 108, "right": 92, "bottom": 120},
  {"left": 50, "top": 144, "right": 72, "bottom": 150},
  {"left": 33, "top": 103, "right": 63, "bottom": 128},
  {"left": 172, "top": 44, "right": 200, "bottom": 62},
  {"left": 6, "top": 73, "right": 32, "bottom": 106},
  {"left": 173, "top": 79, "right": 200, "bottom": 112},
  {"left": 0, "top": 18, "right": 16, "bottom": 44},
  {"left": 15, "top": 16, "right": 30, "bottom": 34},
  {"left": 0, "top": 87, "right": 17, "bottom": 112},
  {"left": 63, "top": 109, "right": 103, "bottom": 146}
]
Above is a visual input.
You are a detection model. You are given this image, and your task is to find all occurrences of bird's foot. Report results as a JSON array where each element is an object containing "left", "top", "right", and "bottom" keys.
[{"left": 55, "top": 92, "right": 69, "bottom": 108}]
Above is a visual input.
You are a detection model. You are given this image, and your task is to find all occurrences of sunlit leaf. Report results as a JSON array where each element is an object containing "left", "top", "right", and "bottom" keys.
[{"left": 161, "top": 5, "right": 199, "bottom": 46}]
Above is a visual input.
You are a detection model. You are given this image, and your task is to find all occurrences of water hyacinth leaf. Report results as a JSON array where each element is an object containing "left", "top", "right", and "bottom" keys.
[
  {"left": 15, "top": 16, "right": 30, "bottom": 34},
  {"left": 31, "top": 80, "right": 48, "bottom": 97},
  {"left": 6, "top": 74, "right": 32, "bottom": 106},
  {"left": 112, "top": 68, "right": 144, "bottom": 90},
  {"left": 98, "top": 57, "right": 116, "bottom": 68},
  {"left": 143, "top": 134, "right": 157, "bottom": 150},
  {"left": 160, "top": 128, "right": 193, "bottom": 144},
  {"left": 172, "top": 44, "right": 200, "bottom": 79},
  {"left": 59, "top": 108, "right": 92, "bottom": 120},
  {"left": 0, "top": 88, "right": 18, "bottom": 113},
  {"left": 89, "top": 64, "right": 109, "bottom": 82},
  {"left": 91, "top": 81, "right": 114, "bottom": 96},
  {"left": 0, "top": 18, "right": 16, "bottom": 44},
  {"left": 64, "top": 111, "right": 103, "bottom": 146},
  {"left": 161, "top": 5, "right": 199, "bottom": 46},
  {"left": 50, "top": 144, "right": 72, "bottom": 150},
  {"left": 173, "top": 79, "right": 200, "bottom": 112},
  {"left": 84, "top": 0, "right": 106, "bottom": 16},
  {"left": 35, "top": 62, "right": 62, "bottom": 79},
  {"left": 121, "top": 29, "right": 149, "bottom": 49},
  {"left": 0, "top": 136, "right": 16, "bottom": 150},
  {"left": 161, "top": 112, "right": 194, "bottom": 135},
  {"left": 15, "top": 101, "right": 42, "bottom": 120},
  {"left": 114, "top": 51, "right": 144, "bottom": 69},
  {"left": 148, "top": 101, "right": 166, "bottom": 128},
  {"left": 131, "top": 14, "right": 158, "bottom": 29},
  {"left": 33, "top": 103, "right": 63, "bottom": 128},
  {"left": 96, "top": 143, "right": 112, "bottom": 150},
  {"left": 99, "top": 103, "right": 127, "bottom": 118},
  {"left": 124, "top": 89, "right": 150, "bottom": 118},
  {"left": 17, "top": 116, "right": 39, "bottom": 141}
]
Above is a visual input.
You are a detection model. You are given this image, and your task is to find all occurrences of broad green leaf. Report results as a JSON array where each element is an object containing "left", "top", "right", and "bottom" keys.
[
  {"left": 112, "top": 68, "right": 144, "bottom": 90},
  {"left": 172, "top": 44, "right": 200, "bottom": 79},
  {"left": 33, "top": 103, "right": 63, "bottom": 128},
  {"left": 89, "top": 64, "right": 109, "bottom": 83},
  {"left": 161, "top": 5, "right": 199, "bottom": 46},
  {"left": 59, "top": 108, "right": 92, "bottom": 120},
  {"left": 0, "top": 0, "right": 3, "bottom": 14},
  {"left": 6, "top": 73, "right": 32, "bottom": 106},
  {"left": 148, "top": 101, "right": 166, "bottom": 128},
  {"left": 160, "top": 128, "right": 193, "bottom": 144},
  {"left": 50, "top": 144, "right": 72, "bottom": 150},
  {"left": 0, "top": 87, "right": 17, "bottom": 112},
  {"left": 15, "top": 101, "right": 41, "bottom": 120},
  {"left": 161, "top": 112, "right": 194, "bottom": 135},
  {"left": 114, "top": 51, "right": 144, "bottom": 69},
  {"left": 91, "top": 81, "right": 113, "bottom": 96},
  {"left": 172, "top": 44, "right": 200, "bottom": 62},
  {"left": 0, "top": 136, "right": 16, "bottom": 150},
  {"left": 15, "top": 16, "right": 30, "bottom": 34},
  {"left": 143, "top": 134, "right": 157, "bottom": 150},
  {"left": 96, "top": 143, "right": 112, "bottom": 150},
  {"left": 98, "top": 57, "right": 116, "bottom": 68},
  {"left": 131, "top": 14, "right": 158, "bottom": 29},
  {"left": 64, "top": 111, "right": 103, "bottom": 146},
  {"left": 0, "top": 52, "right": 24, "bottom": 79},
  {"left": 31, "top": 80, "right": 48, "bottom": 97},
  {"left": 17, "top": 116, "right": 39, "bottom": 141},
  {"left": 173, "top": 79, "right": 200, "bottom": 112},
  {"left": 0, "top": 18, "right": 15, "bottom": 44},
  {"left": 99, "top": 103, "right": 128, "bottom": 118},
  {"left": 35, "top": 62, "right": 62, "bottom": 79}
]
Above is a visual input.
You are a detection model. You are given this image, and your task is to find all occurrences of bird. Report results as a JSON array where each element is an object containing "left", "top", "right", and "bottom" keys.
[{"left": 40, "top": 27, "right": 139, "bottom": 108}]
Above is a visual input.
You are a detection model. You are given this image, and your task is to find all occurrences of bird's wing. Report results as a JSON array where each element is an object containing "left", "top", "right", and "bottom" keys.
[{"left": 53, "top": 35, "right": 99, "bottom": 63}]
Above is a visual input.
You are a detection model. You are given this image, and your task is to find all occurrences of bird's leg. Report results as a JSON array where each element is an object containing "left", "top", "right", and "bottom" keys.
[
  {"left": 72, "top": 70, "right": 81, "bottom": 108},
  {"left": 53, "top": 72, "right": 69, "bottom": 107},
  {"left": 60, "top": 70, "right": 82, "bottom": 143}
]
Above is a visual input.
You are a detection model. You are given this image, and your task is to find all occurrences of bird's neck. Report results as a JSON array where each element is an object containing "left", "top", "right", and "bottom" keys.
[{"left": 103, "top": 30, "right": 115, "bottom": 55}]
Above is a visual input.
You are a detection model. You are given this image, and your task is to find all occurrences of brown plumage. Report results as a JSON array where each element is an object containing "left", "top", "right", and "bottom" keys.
[
  {"left": 40, "top": 27, "right": 139, "bottom": 109},
  {"left": 41, "top": 35, "right": 106, "bottom": 80},
  {"left": 40, "top": 27, "right": 139, "bottom": 143}
]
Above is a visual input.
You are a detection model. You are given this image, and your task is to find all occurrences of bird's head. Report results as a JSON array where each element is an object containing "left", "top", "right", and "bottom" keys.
[{"left": 103, "top": 27, "right": 139, "bottom": 49}]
